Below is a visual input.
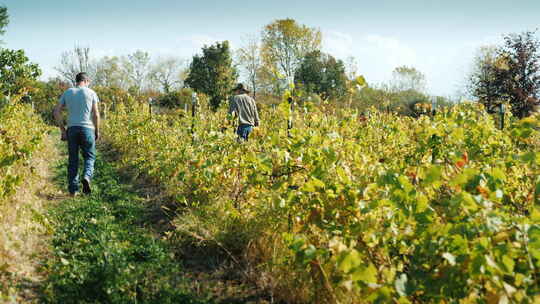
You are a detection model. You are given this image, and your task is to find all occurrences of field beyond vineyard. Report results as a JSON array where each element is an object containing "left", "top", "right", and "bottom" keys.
[{"left": 101, "top": 100, "right": 540, "bottom": 303}]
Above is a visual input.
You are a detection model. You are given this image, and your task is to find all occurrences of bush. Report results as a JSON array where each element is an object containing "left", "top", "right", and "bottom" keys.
[
  {"left": 29, "top": 78, "right": 69, "bottom": 124},
  {"left": 156, "top": 88, "right": 194, "bottom": 109}
]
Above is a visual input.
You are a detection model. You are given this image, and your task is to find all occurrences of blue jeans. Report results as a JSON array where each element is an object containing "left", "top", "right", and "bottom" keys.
[
  {"left": 237, "top": 124, "right": 253, "bottom": 141},
  {"left": 67, "top": 126, "right": 96, "bottom": 193}
]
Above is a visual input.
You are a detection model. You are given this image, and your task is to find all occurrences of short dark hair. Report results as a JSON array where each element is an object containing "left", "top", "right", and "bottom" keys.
[{"left": 75, "top": 72, "right": 90, "bottom": 83}]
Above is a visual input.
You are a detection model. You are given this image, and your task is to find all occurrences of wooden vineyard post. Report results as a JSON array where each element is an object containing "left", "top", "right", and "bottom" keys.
[
  {"left": 287, "top": 97, "right": 294, "bottom": 137},
  {"left": 148, "top": 98, "right": 153, "bottom": 116},
  {"left": 431, "top": 96, "right": 437, "bottom": 117},
  {"left": 191, "top": 92, "right": 198, "bottom": 143},
  {"left": 499, "top": 103, "right": 505, "bottom": 130}
]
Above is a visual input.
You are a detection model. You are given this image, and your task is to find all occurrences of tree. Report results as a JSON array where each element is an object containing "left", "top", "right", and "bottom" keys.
[
  {"left": 122, "top": 50, "right": 151, "bottom": 92},
  {"left": 0, "top": 49, "right": 41, "bottom": 97},
  {"left": 185, "top": 41, "right": 237, "bottom": 109},
  {"left": 467, "top": 45, "right": 500, "bottom": 109},
  {"left": 261, "top": 18, "right": 322, "bottom": 92},
  {"left": 294, "top": 50, "right": 348, "bottom": 100},
  {"left": 237, "top": 35, "right": 263, "bottom": 98},
  {"left": 391, "top": 65, "right": 427, "bottom": 93},
  {"left": 149, "top": 56, "right": 187, "bottom": 93},
  {"left": 0, "top": 6, "right": 9, "bottom": 38},
  {"left": 469, "top": 31, "right": 540, "bottom": 117},
  {"left": 498, "top": 31, "right": 540, "bottom": 117},
  {"left": 55, "top": 46, "right": 95, "bottom": 85}
]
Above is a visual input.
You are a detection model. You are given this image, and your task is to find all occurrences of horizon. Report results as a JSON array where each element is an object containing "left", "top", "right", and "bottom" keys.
[{"left": 3, "top": 0, "right": 540, "bottom": 98}]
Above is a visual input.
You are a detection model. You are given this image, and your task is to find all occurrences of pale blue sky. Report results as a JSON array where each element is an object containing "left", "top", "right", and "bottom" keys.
[{"left": 3, "top": 0, "right": 540, "bottom": 97}]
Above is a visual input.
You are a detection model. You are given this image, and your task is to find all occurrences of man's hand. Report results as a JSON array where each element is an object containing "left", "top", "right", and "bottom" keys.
[
  {"left": 95, "top": 129, "right": 100, "bottom": 141},
  {"left": 61, "top": 128, "right": 67, "bottom": 141}
]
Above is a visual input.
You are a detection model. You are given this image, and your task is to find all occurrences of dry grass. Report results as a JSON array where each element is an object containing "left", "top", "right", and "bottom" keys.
[{"left": 0, "top": 134, "right": 62, "bottom": 303}]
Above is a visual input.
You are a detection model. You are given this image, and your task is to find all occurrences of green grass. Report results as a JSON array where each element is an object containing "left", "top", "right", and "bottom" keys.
[{"left": 42, "top": 149, "right": 208, "bottom": 304}]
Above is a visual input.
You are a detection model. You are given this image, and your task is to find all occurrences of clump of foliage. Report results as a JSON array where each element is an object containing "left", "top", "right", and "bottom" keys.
[
  {"left": 295, "top": 50, "right": 348, "bottom": 100},
  {"left": 156, "top": 88, "right": 195, "bottom": 109},
  {"left": 0, "top": 100, "right": 47, "bottom": 200},
  {"left": 0, "top": 49, "right": 41, "bottom": 97},
  {"left": 30, "top": 78, "right": 70, "bottom": 124},
  {"left": 185, "top": 41, "right": 237, "bottom": 109}
]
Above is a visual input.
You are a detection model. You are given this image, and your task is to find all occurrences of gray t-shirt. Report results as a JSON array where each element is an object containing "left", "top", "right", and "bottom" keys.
[
  {"left": 59, "top": 86, "right": 99, "bottom": 129},
  {"left": 229, "top": 94, "right": 259, "bottom": 127}
]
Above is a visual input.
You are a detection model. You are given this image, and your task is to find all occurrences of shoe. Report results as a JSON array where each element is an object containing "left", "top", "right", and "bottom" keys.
[
  {"left": 69, "top": 192, "right": 79, "bottom": 198},
  {"left": 82, "top": 177, "right": 91, "bottom": 195}
]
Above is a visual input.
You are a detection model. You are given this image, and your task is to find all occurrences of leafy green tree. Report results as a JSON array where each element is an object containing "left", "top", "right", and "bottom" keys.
[
  {"left": 185, "top": 41, "right": 237, "bottom": 109},
  {"left": 467, "top": 45, "right": 500, "bottom": 108},
  {"left": 0, "top": 6, "right": 8, "bottom": 38},
  {"left": 294, "top": 50, "right": 347, "bottom": 100},
  {"left": 0, "top": 49, "right": 41, "bottom": 97},
  {"left": 261, "top": 18, "right": 322, "bottom": 92}
]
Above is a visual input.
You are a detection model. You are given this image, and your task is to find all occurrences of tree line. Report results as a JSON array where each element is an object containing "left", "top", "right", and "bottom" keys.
[
  {"left": 55, "top": 47, "right": 187, "bottom": 94},
  {"left": 0, "top": 5, "right": 539, "bottom": 118},
  {"left": 184, "top": 18, "right": 438, "bottom": 111}
]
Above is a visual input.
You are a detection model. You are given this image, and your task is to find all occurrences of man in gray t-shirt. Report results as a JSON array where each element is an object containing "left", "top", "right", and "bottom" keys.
[
  {"left": 229, "top": 83, "right": 259, "bottom": 141},
  {"left": 53, "top": 72, "right": 101, "bottom": 196}
]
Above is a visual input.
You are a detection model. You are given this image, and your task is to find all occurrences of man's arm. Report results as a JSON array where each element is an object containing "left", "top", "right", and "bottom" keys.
[
  {"left": 227, "top": 98, "right": 237, "bottom": 124},
  {"left": 53, "top": 102, "right": 65, "bottom": 131},
  {"left": 92, "top": 100, "right": 101, "bottom": 140},
  {"left": 228, "top": 97, "right": 237, "bottom": 116},
  {"left": 53, "top": 101, "right": 68, "bottom": 141}
]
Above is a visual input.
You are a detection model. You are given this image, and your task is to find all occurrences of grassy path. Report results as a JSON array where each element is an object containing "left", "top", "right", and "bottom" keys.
[{"left": 41, "top": 147, "right": 207, "bottom": 304}]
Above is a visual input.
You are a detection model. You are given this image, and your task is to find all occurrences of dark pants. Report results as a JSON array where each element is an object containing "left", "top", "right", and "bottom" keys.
[
  {"left": 67, "top": 126, "right": 96, "bottom": 193},
  {"left": 236, "top": 124, "right": 253, "bottom": 141}
]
